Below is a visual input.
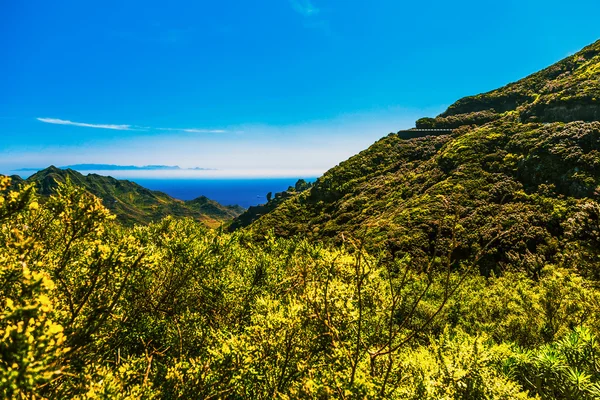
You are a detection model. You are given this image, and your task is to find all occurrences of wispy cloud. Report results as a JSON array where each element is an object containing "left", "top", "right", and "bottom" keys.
[
  {"left": 290, "top": 0, "right": 319, "bottom": 16},
  {"left": 182, "top": 128, "right": 227, "bottom": 133},
  {"left": 36, "top": 118, "right": 228, "bottom": 134},
  {"left": 157, "top": 127, "right": 227, "bottom": 134},
  {"left": 37, "top": 118, "right": 132, "bottom": 131},
  {"left": 289, "top": 0, "right": 335, "bottom": 38}
]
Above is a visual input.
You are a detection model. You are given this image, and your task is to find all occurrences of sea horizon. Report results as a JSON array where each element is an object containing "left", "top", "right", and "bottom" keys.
[
  {"left": 130, "top": 177, "right": 318, "bottom": 208},
  {"left": 6, "top": 168, "right": 318, "bottom": 209},
  {"left": 4, "top": 167, "right": 319, "bottom": 208}
]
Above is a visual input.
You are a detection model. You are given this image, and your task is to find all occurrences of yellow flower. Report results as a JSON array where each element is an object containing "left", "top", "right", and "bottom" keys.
[
  {"left": 47, "top": 322, "right": 64, "bottom": 335},
  {"left": 222, "top": 342, "right": 231, "bottom": 354}
]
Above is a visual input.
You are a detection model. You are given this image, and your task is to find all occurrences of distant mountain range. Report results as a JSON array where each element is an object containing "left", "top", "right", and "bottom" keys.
[
  {"left": 8, "top": 166, "right": 243, "bottom": 227},
  {"left": 14, "top": 164, "right": 215, "bottom": 172}
]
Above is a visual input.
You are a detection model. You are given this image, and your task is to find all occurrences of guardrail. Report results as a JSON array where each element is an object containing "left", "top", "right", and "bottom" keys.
[{"left": 397, "top": 128, "right": 453, "bottom": 139}]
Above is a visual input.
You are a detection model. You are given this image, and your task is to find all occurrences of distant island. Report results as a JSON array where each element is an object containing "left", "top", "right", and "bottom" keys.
[{"left": 14, "top": 164, "right": 216, "bottom": 172}]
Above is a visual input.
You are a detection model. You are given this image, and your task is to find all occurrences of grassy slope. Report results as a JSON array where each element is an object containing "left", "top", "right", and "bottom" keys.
[
  {"left": 21, "top": 166, "right": 244, "bottom": 227},
  {"left": 237, "top": 40, "right": 600, "bottom": 275}
]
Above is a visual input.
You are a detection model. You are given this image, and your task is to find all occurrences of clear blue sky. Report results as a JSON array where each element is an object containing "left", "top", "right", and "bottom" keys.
[{"left": 1, "top": 0, "right": 599, "bottom": 177}]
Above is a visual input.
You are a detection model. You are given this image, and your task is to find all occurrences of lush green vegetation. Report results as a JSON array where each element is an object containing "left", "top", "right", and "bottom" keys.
[
  {"left": 239, "top": 41, "right": 600, "bottom": 279},
  {"left": 2, "top": 177, "right": 600, "bottom": 399},
  {"left": 13, "top": 166, "right": 244, "bottom": 227},
  {"left": 3, "top": 40, "right": 600, "bottom": 399},
  {"left": 228, "top": 179, "right": 313, "bottom": 232}
]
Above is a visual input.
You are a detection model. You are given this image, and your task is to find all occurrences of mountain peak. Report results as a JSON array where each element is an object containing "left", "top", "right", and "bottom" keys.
[
  {"left": 20, "top": 167, "right": 244, "bottom": 227},
  {"left": 416, "top": 39, "right": 600, "bottom": 130}
]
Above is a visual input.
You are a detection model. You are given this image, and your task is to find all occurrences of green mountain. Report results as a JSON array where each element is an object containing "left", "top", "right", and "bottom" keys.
[
  {"left": 17, "top": 166, "right": 244, "bottom": 226},
  {"left": 234, "top": 40, "right": 600, "bottom": 276},
  {"left": 227, "top": 178, "right": 313, "bottom": 231},
  {"left": 4, "top": 40, "right": 600, "bottom": 400}
]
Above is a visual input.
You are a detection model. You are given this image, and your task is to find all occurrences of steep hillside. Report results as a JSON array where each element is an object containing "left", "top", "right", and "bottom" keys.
[
  {"left": 185, "top": 195, "right": 245, "bottom": 221},
  {"left": 17, "top": 166, "right": 244, "bottom": 226},
  {"left": 235, "top": 40, "right": 600, "bottom": 276},
  {"left": 227, "top": 179, "right": 313, "bottom": 232},
  {"left": 417, "top": 40, "right": 600, "bottom": 129}
]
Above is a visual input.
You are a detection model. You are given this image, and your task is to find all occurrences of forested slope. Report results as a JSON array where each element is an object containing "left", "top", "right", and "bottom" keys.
[
  {"left": 11, "top": 166, "right": 243, "bottom": 227},
  {"left": 239, "top": 40, "right": 600, "bottom": 277}
]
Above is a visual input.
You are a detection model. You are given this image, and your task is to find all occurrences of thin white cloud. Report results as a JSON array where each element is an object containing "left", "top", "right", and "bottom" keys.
[
  {"left": 182, "top": 128, "right": 226, "bottom": 133},
  {"left": 37, "top": 118, "right": 132, "bottom": 131},
  {"left": 157, "top": 127, "right": 227, "bottom": 134},
  {"left": 36, "top": 118, "right": 227, "bottom": 133},
  {"left": 290, "top": 0, "right": 319, "bottom": 16}
]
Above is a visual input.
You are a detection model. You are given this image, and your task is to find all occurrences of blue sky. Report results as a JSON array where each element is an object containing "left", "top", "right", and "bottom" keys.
[{"left": 1, "top": 0, "right": 599, "bottom": 177}]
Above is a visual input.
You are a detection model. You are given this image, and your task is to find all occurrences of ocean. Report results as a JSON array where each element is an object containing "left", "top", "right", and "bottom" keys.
[{"left": 131, "top": 178, "right": 317, "bottom": 209}]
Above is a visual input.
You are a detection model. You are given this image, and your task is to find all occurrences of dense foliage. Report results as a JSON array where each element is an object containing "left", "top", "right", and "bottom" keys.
[{"left": 1, "top": 176, "right": 600, "bottom": 399}]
